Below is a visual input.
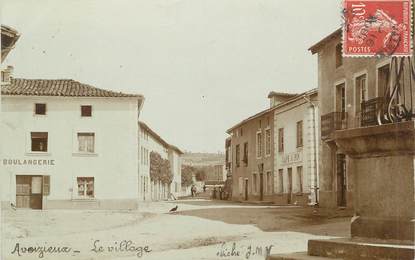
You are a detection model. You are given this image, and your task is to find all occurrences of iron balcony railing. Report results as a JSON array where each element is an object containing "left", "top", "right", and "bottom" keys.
[
  {"left": 321, "top": 112, "right": 348, "bottom": 140},
  {"left": 361, "top": 97, "right": 384, "bottom": 127}
]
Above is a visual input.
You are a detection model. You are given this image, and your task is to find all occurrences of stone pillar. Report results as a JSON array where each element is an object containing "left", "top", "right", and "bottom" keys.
[{"left": 334, "top": 121, "right": 415, "bottom": 241}]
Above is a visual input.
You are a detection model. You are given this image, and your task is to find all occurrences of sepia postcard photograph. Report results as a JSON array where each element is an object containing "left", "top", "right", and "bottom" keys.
[{"left": 0, "top": 0, "right": 414, "bottom": 259}]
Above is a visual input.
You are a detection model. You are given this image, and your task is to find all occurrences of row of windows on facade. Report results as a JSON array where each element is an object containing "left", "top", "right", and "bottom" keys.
[
  {"left": 17, "top": 176, "right": 95, "bottom": 199},
  {"left": 32, "top": 103, "right": 93, "bottom": 117},
  {"left": 234, "top": 121, "right": 303, "bottom": 168},
  {"left": 140, "top": 146, "right": 150, "bottom": 165},
  {"left": 30, "top": 132, "right": 95, "bottom": 153},
  {"left": 238, "top": 166, "right": 304, "bottom": 195},
  {"left": 334, "top": 65, "right": 390, "bottom": 117},
  {"left": 140, "top": 129, "right": 149, "bottom": 141},
  {"left": 335, "top": 44, "right": 394, "bottom": 120}
]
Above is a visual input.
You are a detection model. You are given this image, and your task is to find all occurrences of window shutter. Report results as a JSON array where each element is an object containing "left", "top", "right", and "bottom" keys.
[{"left": 43, "top": 175, "right": 50, "bottom": 196}]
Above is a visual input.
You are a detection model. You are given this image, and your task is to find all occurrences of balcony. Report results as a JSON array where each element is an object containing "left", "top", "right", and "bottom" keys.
[
  {"left": 361, "top": 97, "right": 384, "bottom": 127},
  {"left": 321, "top": 112, "right": 348, "bottom": 140}
]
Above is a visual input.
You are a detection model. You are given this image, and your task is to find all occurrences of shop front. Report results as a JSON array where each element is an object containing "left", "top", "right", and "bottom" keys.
[{"left": 15, "top": 175, "right": 49, "bottom": 209}]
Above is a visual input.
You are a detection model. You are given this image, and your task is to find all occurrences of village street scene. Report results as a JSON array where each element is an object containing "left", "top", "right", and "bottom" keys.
[{"left": 1, "top": 0, "right": 415, "bottom": 260}]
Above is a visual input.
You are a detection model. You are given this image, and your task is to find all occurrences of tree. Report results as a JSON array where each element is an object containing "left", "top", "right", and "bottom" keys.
[
  {"left": 150, "top": 151, "right": 172, "bottom": 184},
  {"left": 181, "top": 165, "right": 195, "bottom": 187},
  {"left": 195, "top": 168, "right": 207, "bottom": 182}
]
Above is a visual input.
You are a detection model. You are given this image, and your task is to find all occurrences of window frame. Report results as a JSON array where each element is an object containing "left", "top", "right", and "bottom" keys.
[
  {"left": 265, "top": 128, "right": 271, "bottom": 156},
  {"left": 278, "top": 128, "right": 284, "bottom": 152},
  {"left": 77, "top": 132, "right": 95, "bottom": 153},
  {"left": 256, "top": 130, "right": 263, "bottom": 158},
  {"left": 81, "top": 105, "right": 92, "bottom": 117},
  {"left": 77, "top": 177, "right": 95, "bottom": 199},
  {"left": 34, "top": 103, "right": 47, "bottom": 116},
  {"left": 31, "top": 132, "right": 48, "bottom": 152},
  {"left": 243, "top": 142, "right": 248, "bottom": 166},
  {"left": 236, "top": 144, "right": 240, "bottom": 168},
  {"left": 296, "top": 121, "right": 303, "bottom": 148}
]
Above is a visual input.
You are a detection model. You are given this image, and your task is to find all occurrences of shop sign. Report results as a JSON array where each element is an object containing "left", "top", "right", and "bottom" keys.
[{"left": 2, "top": 159, "right": 55, "bottom": 166}]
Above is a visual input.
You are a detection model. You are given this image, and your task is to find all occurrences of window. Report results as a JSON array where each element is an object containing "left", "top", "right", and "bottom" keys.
[
  {"left": 77, "top": 177, "right": 94, "bottom": 198},
  {"left": 378, "top": 64, "right": 390, "bottom": 98},
  {"left": 256, "top": 132, "right": 262, "bottom": 157},
  {"left": 296, "top": 166, "right": 303, "bottom": 193},
  {"left": 240, "top": 128, "right": 243, "bottom": 137},
  {"left": 335, "top": 43, "right": 343, "bottom": 68},
  {"left": 35, "top": 103, "right": 46, "bottom": 115},
  {"left": 296, "top": 121, "right": 303, "bottom": 147},
  {"left": 77, "top": 133, "right": 95, "bottom": 153},
  {"left": 355, "top": 74, "right": 367, "bottom": 116},
  {"left": 236, "top": 145, "right": 240, "bottom": 167},
  {"left": 253, "top": 174, "right": 257, "bottom": 193},
  {"left": 81, "top": 105, "right": 92, "bottom": 117},
  {"left": 31, "top": 132, "right": 48, "bottom": 152},
  {"left": 278, "top": 128, "right": 284, "bottom": 152},
  {"left": 336, "top": 83, "right": 346, "bottom": 119},
  {"left": 278, "top": 169, "right": 284, "bottom": 193},
  {"left": 265, "top": 129, "right": 271, "bottom": 156},
  {"left": 243, "top": 142, "right": 248, "bottom": 166},
  {"left": 266, "top": 171, "right": 272, "bottom": 194}
]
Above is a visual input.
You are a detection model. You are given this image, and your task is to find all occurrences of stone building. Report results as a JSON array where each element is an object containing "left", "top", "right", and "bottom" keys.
[
  {"left": 138, "top": 121, "right": 183, "bottom": 201},
  {"left": 226, "top": 90, "right": 319, "bottom": 205},
  {"left": 309, "top": 28, "right": 415, "bottom": 209},
  {"left": 0, "top": 77, "right": 144, "bottom": 209},
  {"left": 227, "top": 106, "right": 276, "bottom": 202}
]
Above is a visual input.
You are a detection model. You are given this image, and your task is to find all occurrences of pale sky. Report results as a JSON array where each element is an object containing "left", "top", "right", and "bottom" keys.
[{"left": 1, "top": 0, "right": 341, "bottom": 153}]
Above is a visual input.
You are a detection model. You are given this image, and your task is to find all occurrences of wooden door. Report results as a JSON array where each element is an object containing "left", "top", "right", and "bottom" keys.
[
  {"left": 16, "top": 175, "right": 43, "bottom": 209},
  {"left": 16, "top": 176, "right": 31, "bottom": 208},
  {"left": 30, "top": 176, "right": 43, "bottom": 209},
  {"left": 337, "top": 154, "right": 347, "bottom": 207},
  {"left": 287, "top": 168, "right": 292, "bottom": 204},
  {"left": 244, "top": 179, "right": 248, "bottom": 201},
  {"left": 259, "top": 173, "right": 264, "bottom": 201}
]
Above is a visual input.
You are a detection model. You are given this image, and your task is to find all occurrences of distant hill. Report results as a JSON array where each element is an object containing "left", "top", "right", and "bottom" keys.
[{"left": 182, "top": 152, "right": 225, "bottom": 167}]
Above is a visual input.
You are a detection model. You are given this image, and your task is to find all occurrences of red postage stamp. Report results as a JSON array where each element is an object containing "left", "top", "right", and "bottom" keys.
[{"left": 343, "top": 0, "right": 412, "bottom": 57}]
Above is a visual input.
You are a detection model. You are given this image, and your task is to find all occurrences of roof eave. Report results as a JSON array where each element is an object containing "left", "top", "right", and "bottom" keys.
[{"left": 308, "top": 28, "right": 342, "bottom": 54}]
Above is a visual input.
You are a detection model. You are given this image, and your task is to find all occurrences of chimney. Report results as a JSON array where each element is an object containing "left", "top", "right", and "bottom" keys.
[
  {"left": 268, "top": 91, "right": 298, "bottom": 108},
  {"left": 2, "top": 65, "right": 13, "bottom": 83}
]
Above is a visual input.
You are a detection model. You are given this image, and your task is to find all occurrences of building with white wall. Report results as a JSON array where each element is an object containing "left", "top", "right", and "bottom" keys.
[
  {"left": 273, "top": 89, "right": 319, "bottom": 205},
  {"left": 138, "top": 121, "right": 182, "bottom": 201},
  {"left": 0, "top": 77, "right": 144, "bottom": 210}
]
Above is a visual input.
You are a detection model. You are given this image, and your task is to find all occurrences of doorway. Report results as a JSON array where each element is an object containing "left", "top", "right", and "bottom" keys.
[
  {"left": 244, "top": 179, "right": 248, "bottom": 201},
  {"left": 336, "top": 154, "right": 347, "bottom": 207},
  {"left": 287, "top": 168, "right": 293, "bottom": 204},
  {"left": 16, "top": 175, "right": 43, "bottom": 209},
  {"left": 259, "top": 173, "right": 264, "bottom": 201}
]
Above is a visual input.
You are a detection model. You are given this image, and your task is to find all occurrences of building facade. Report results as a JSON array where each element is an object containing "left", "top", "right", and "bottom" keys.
[
  {"left": 226, "top": 91, "right": 319, "bottom": 205},
  {"left": 138, "top": 121, "right": 183, "bottom": 201},
  {"left": 308, "top": 29, "right": 415, "bottom": 209},
  {"left": 273, "top": 89, "right": 319, "bottom": 206},
  {"left": 0, "top": 78, "right": 144, "bottom": 210},
  {"left": 227, "top": 97, "right": 280, "bottom": 202}
]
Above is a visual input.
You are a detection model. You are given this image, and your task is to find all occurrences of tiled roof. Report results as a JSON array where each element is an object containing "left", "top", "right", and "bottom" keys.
[
  {"left": 2, "top": 78, "right": 142, "bottom": 98},
  {"left": 227, "top": 88, "right": 318, "bottom": 133},
  {"left": 1, "top": 25, "right": 20, "bottom": 62},
  {"left": 308, "top": 28, "right": 342, "bottom": 54},
  {"left": 139, "top": 121, "right": 183, "bottom": 154}
]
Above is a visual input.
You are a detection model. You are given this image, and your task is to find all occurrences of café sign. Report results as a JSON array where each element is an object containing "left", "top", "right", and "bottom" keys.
[
  {"left": 281, "top": 152, "right": 302, "bottom": 165},
  {"left": 2, "top": 158, "right": 55, "bottom": 166}
]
